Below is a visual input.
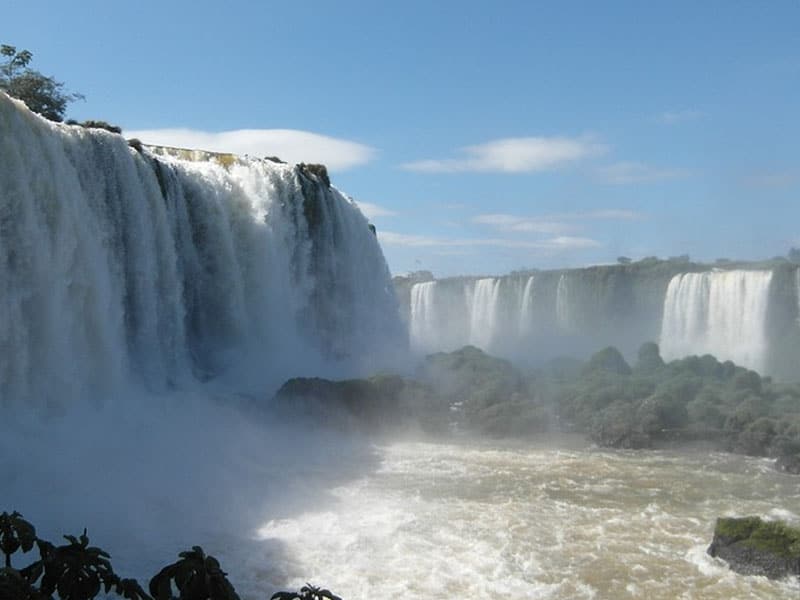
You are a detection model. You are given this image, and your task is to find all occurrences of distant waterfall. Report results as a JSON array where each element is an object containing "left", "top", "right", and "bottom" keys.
[
  {"left": 468, "top": 278, "right": 502, "bottom": 350},
  {"left": 409, "top": 281, "right": 438, "bottom": 353},
  {"left": 796, "top": 268, "right": 800, "bottom": 325},
  {"left": 659, "top": 270, "right": 773, "bottom": 372},
  {"left": 0, "top": 94, "right": 404, "bottom": 408},
  {"left": 555, "top": 274, "right": 572, "bottom": 331},
  {"left": 519, "top": 275, "right": 535, "bottom": 333}
]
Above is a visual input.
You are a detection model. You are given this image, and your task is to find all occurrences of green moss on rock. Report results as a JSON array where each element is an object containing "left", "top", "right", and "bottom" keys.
[{"left": 709, "top": 516, "right": 800, "bottom": 578}]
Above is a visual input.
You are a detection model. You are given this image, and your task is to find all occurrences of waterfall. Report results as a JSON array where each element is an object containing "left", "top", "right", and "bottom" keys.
[
  {"left": 409, "top": 281, "right": 438, "bottom": 353},
  {"left": 796, "top": 268, "right": 800, "bottom": 326},
  {"left": 659, "top": 270, "right": 773, "bottom": 372},
  {"left": 0, "top": 94, "right": 404, "bottom": 409},
  {"left": 555, "top": 274, "right": 572, "bottom": 331},
  {"left": 519, "top": 275, "right": 535, "bottom": 333},
  {"left": 468, "top": 278, "right": 502, "bottom": 350}
]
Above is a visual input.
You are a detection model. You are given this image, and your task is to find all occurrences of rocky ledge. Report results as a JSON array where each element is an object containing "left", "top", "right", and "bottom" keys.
[{"left": 707, "top": 516, "right": 800, "bottom": 579}]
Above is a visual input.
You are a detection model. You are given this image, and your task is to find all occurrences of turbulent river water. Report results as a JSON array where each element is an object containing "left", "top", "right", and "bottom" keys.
[{"left": 258, "top": 438, "right": 800, "bottom": 599}]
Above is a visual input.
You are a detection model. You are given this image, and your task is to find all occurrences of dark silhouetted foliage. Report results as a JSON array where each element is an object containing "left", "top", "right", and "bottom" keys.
[
  {"left": 0, "top": 512, "right": 344, "bottom": 600},
  {"left": 271, "top": 584, "right": 342, "bottom": 600},
  {"left": 149, "top": 546, "right": 239, "bottom": 600},
  {"left": 0, "top": 511, "right": 36, "bottom": 568}
]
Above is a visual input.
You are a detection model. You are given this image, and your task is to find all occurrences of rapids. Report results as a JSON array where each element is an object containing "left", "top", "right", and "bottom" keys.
[{"left": 260, "top": 438, "right": 800, "bottom": 599}]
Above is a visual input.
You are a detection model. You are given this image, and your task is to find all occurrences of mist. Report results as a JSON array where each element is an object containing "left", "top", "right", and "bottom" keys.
[
  {"left": 0, "top": 94, "right": 405, "bottom": 596},
  {"left": 395, "top": 262, "right": 800, "bottom": 380},
  {"left": 3, "top": 60, "right": 800, "bottom": 598}
]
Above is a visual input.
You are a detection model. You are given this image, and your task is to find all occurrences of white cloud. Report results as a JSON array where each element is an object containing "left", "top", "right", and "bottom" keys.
[
  {"left": 576, "top": 209, "right": 644, "bottom": 220},
  {"left": 123, "top": 127, "right": 376, "bottom": 171},
  {"left": 378, "top": 231, "right": 600, "bottom": 250},
  {"left": 471, "top": 214, "right": 574, "bottom": 234},
  {"left": 401, "top": 136, "right": 606, "bottom": 173},
  {"left": 658, "top": 109, "right": 703, "bottom": 124},
  {"left": 355, "top": 201, "right": 398, "bottom": 219},
  {"left": 596, "top": 161, "right": 688, "bottom": 185},
  {"left": 471, "top": 209, "right": 644, "bottom": 235}
]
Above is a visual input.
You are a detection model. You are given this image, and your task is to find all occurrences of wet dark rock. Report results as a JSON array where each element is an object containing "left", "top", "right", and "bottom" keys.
[
  {"left": 707, "top": 516, "right": 800, "bottom": 579},
  {"left": 80, "top": 119, "right": 122, "bottom": 134},
  {"left": 776, "top": 453, "right": 800, "bottom": 474},
  {"left": 67, "top": 119, "right": 123, "bottom": 134},
  {"left": 273, "top": 374, "right": 448, "bottom": 432},
  {"left": 298, "top": 163, "right": 331, "bottom": 188}
]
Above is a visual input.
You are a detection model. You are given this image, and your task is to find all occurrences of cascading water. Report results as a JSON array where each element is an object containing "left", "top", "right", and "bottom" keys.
[
  {"left": 0, "top": 93, "right": 411, "bottom": 595},
  {"left": 0, "top": 93, "right": 404, "bottom": 408},
  {"left": 659, "top": 270, "right": 773, "bottom": 372},
  {"left": 467, "top": 277, "right": 502, "bottom": 350},
  {"left": 555, "top": 273, "right": 572, "bottom": 331},
  {"left": 796, "top": 268, "right": 800, "bottom": 326},
  {"left": 518, "top": 275, "right": 535, "bottom": 333},
  {"left": 409, "top": 281, "right": 438, "bottom": 353}
]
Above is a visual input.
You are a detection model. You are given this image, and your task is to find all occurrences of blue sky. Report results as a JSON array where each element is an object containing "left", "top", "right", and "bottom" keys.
[{"left": 4, "top": 1, "right": 799, "bottom": 276}]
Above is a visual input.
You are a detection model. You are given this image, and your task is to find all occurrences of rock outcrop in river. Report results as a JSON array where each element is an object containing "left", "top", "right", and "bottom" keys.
[{"left": 708, "top": 516, "right": 800, "bottom": 579}]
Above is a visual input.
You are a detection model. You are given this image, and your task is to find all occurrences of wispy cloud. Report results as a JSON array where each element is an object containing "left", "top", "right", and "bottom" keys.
[
  {"left": 471, "top": 209, "right": 645, "bottom": 235},
  {"left": 401, "top": 136, "right": 606, "bottom": 173},
  {"left": 596, "top": 161, "right": 688, "bottom": 185},
  {"left": 472, "top": 209, "right": 643, "bottom": 234},
  {"left": 378, "top": 231, "right": 600, "bottom": 250},
  {"left": 471, "top": 214, "right": 574, "bottom": 234},
  {"left": 577, "top": 209, "right": 644, "bottom": 220},
  {"left": 740, "top": 169, "right": 800, "bottom": 189},
  {"left": 124, "top": 128, "right": 376, "bottom": 171},
  {"left": 658, "top": 109, "right": 703, "bottom": 124},
  {"left": 355, "top": 201, "right": 398, "bottom": 219}
]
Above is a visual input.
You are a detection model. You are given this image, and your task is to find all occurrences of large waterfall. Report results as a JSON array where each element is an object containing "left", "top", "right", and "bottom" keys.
[
  {"left": 409, "top": 280, "right": 438, "bottom": 354},
  {"left": 399, "top": 265, "right": 800, "bottom": 376},
  {"left": 659, "top": 270, "right": 774, "bottom": 372},
  {"left": 0, "top": 94, "right": 404, "bottom": 409},
  {"left": 467, "top": 278, "right": 503, "bottom": 349},
  {"left": 518, "top": 275, "right": 535, "bottom": 333}
]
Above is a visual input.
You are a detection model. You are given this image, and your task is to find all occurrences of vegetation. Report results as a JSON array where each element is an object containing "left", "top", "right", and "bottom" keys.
[
  {"left": 551, "top": 343, "right": 800, "bottom": 459},
  {"left": 271, "top": 585, "right": 341, "bottom": 600},
  {"left": 0, "top": 44, "right": 82, "bottom": 122},
  {"left": 708, "top": 516, "right": 800, "bottom": 578},
  {"left": 65, "top": 120, "right": 122, "bottom": 134},
  {"left": 0, "top": 512, "right": 339, "bottom": 600},
  {"left": 274, "top": 342, "right": 800, "bottom": 466}
]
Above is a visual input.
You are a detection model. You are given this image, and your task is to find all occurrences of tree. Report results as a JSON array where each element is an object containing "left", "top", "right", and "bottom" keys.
[
  {"left": 149, "top": 546, "right": 240, "bottom": 600},
  {"left": 0, "top": 44, "right": 82, "bottom": 122}
]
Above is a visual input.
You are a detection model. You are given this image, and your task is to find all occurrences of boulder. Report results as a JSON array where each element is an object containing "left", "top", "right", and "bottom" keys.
[
  {"left": 272, "top": 374, "right": 448, "bottom": 432},
  {"left": 776, "top": 453, "right": 800, "bottom": 475},
  {"left": 707, "top": 516, "right": 800, "bottom": 579}
]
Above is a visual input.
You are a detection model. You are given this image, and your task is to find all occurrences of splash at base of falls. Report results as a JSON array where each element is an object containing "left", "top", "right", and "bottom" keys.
[
  {"left": 260, "top": 438, "right": 800, "bottom": 599},
  {"left": 0, "top": 93, "right": 407, "bottom": 597}
]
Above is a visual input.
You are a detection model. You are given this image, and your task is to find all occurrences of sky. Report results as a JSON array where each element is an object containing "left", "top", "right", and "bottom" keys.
[{"left": 3, "top": 1, "right": 799, "bottom": 277}]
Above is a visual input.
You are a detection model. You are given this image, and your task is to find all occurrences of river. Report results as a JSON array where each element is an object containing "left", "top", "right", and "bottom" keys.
[{"left": 258, "top": 437, "right": 800, "bottom": 599}]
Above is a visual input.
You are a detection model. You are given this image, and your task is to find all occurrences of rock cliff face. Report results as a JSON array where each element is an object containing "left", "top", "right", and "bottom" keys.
[
  {"left": 395, "top": 260, "right": 800, "bottom": 379},
  {"left": 707, "top": 516, "right": 800, "bottom": 579}
]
